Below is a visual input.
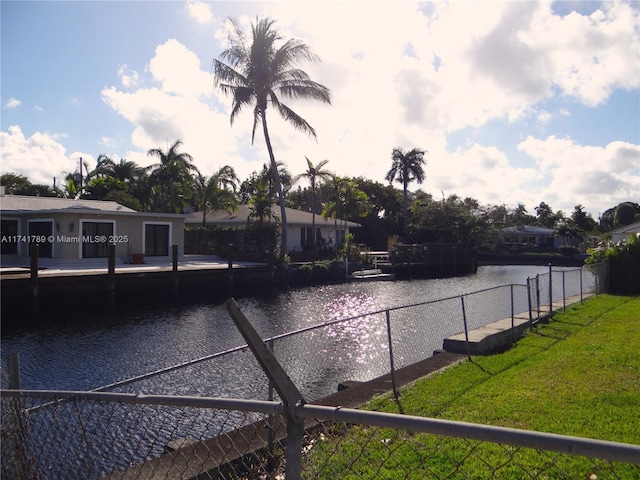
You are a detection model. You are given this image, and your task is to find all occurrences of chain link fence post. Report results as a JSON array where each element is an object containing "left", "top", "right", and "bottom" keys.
[
  {"left": 548, "top": 264, "right": 553, "bottom": 314},
  {"left": 527, "top": 278, "right": 534, "bottom": 329},
  {"left": 580, "top": 267, "right": 584, "bottom": 304},
  {"left": 385, "top": 310, "right": 399, "bottom": 401},
  {"left": 226, "top": 298, "right": 305, "bottom": 480},
  {"left": 267, "top": 338, "right": 275, "bottom": 458},
  {"left": 461, "top": 296, "right": 471, "bottom": 360},
  {"left": 510, "top": 284, "right": 515, "bottom": 343},
  {"left": 535, "top": 274, "right": 541, "bottom": 321}
]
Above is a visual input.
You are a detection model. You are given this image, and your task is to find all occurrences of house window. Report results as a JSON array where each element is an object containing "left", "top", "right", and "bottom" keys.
[
  {"left": 145, "top": 223, "right": 170, "bottom": 256},
  {"left": 300, "top": 227, "right": 322, "bottom": 249},
  {"left": 82, "top": 221, "right": 114, "bottom": 258},
  {"left": 1, "top": 219, "right": 19, "bottom": 254},
  {"left": 28, "top": 220, "right": 54, "bottom": 258},
  {"left": 301, "top": 227, "right": 311, "bottom": 248}
]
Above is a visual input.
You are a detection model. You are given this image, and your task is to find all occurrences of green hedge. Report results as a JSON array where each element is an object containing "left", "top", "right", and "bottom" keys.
[
  {"left": 586, "top": 234, "right": 640, "bottom": 294},
  {"left": 184, "top": 224, "right": 277, "bottom": 262}
]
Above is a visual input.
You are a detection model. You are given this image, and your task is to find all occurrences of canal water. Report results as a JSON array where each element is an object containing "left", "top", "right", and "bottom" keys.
[{"left": 1, "top": 265, "right": 573, "bottom": 401}]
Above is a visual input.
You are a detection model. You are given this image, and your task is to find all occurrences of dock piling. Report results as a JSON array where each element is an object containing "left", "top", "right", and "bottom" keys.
[
  {"left": 8, "top": 353, "right": 21, "bottom": 390},
  {"left": 30, "top": 243, "right": 39, "bottom": 317},
  {"left": 108, "top": 244, "right": 116, "bottom": 308},
  {"left": 172, "top": 244, "right": 179, "bottom": 296}
]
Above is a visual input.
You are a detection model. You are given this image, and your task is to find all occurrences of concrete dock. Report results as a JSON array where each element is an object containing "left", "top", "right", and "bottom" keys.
[{"left": 443, "top": 293, "right": 592, "bottom": 355}]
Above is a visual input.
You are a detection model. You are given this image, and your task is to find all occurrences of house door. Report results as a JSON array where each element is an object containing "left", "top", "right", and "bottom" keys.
[
  {"left": 145, "top": 224, "right": 169, "bottom": 256},
  {"left": 28, "top": 221, "right": 53, "bottom": 258},
  {"left": 1, "top": 219, "right": 19, "bottom": 255},
  {"left": 82, "top": 222, "right": 113, "bottom": 258}
]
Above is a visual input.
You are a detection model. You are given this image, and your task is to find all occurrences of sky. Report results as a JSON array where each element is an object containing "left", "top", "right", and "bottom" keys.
[{"left": 1, "top": 1, "right": 639, "bottom": 221}]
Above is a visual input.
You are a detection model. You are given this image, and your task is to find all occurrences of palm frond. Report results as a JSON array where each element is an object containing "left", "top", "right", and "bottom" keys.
[
  {"left": 273, "top": 40, "right": 321, "bottom": 70},
  {"left": 272, "top": 99, "right": 317, "bottom": 138},
  {"left": 275, "top": 78, "right": 332, "bottom": 103}
]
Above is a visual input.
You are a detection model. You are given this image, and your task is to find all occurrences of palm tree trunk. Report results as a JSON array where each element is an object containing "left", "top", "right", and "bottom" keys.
[
  {"left": 261, "top": 113, "right": 288, "bottom": 257},
  {"left": 334, "top": 217, "right": 338, "bottom": 260},
  {"left": 311, "top": 188, "right": 317, "bottom": 254},
  {"left": 403, "top": 179, "right": 409, "bottom": 238}
]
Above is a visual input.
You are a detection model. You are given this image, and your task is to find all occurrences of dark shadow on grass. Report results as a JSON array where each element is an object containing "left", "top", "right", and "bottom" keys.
[
  {"left": 468, "top": 359, "right": 494, "bottom": 376},
  {"left": 531, "top": 327, "right": 572, "bottom": 341}
]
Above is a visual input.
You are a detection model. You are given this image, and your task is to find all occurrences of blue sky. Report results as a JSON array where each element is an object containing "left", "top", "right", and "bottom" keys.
[{"left": 1, "top": 1, "right": 638, "bottom": 220}]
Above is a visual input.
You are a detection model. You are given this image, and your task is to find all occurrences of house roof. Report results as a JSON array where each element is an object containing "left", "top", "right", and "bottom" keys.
[
  {"left": 186, "top": 204, "right": 361, "bottom": 228},
  {"left": 0, "top": 194, "right": 184, "bottom": 219},
  {"left": 503, "top": 225, "right": 555, "bottom": 235},
  {"left": 610, "top": 221, "right": 640, "bottom": 235}
]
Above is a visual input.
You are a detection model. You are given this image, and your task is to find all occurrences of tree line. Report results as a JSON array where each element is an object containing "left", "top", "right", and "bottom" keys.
[{"left": 2, "top": 146, "right": 637, "bottom": 254}]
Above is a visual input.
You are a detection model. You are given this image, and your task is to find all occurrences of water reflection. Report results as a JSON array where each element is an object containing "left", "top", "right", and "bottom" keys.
[{"left": 2, "top": 265, "right": 571, "bottom": 400}]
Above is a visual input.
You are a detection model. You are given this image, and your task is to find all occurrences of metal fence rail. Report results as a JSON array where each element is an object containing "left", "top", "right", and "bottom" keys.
[{"left": 2, "top": 389, "right": 638, "bottom": 479}]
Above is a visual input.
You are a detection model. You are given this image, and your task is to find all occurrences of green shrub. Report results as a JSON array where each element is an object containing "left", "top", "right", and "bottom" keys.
[{"left": 586, "top": 234, "right": 640, "bottom": 294}]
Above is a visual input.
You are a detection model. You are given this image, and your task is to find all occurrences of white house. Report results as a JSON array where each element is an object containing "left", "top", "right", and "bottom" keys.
[
  {"left": 185, "top": 204, "right": 361, "bottom": 253},
  {"left": 0, "top": 193, "right": 185, "bottom": 264},
  {"left": 610, "top": 221, "right": 640, "bottom": 244},
  {"left": 502, "top": 225, "right": 563, "bottom": 248}
]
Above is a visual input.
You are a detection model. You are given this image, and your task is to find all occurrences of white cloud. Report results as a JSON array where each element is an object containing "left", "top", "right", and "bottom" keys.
[
  {"left": 0, "top": 125, "right": 95, "bottom": 185},
  {"left": 522, "top": 2, "right": 640, "bottom": 106},
  {"left": 4, "top": 98, "right": 21, "bottom": 109},
  {"left": 101, "top": 39, "right": 254, "bottom": 177},
  {"left": 117, "top": 65, "right": 140, "bottom": 88},
  {"left": 84, "top": 1, "right": 639, "bottom": 218},
  {"left": 98, "top": 136, "right": 119, "bottom": 150},
  {"left": 185, "top": 1, "right": 213, "bottom": 24},
  {"left": 517, "top": 135, "right": 640, "bottom": 214},
  {"left": 147, "top": 39, "right": 212, "bottom": 97},
  {"left": 427, "top": 143, "right": 540, "bottom": 209}
]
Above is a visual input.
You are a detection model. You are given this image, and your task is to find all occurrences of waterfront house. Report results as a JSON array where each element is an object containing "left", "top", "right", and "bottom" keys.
[
  {"left": 0, "top": 192, "right": 185, "bottom": 265},
  {"left": 610, "top": 221, "right": 640, "bottom": 244},
  {"left": 502, "top": 225, "right": 563, "bottom": 249},
  {"left": 185, "top": 204, "right": 361, "bottom": 253}
]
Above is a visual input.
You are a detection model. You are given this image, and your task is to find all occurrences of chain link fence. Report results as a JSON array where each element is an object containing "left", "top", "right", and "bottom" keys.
[
  {"left": 2, "top": 389, "right": 638, "bottom": 479},
  {"left": 2, "top": 264, "right": 618, "bottom": 479},
  {"left": 54, "top": 265, "right": 600, "bottom": 403},
  {"left": 528, "top": 264, "right": 607, "bottom": 321}
]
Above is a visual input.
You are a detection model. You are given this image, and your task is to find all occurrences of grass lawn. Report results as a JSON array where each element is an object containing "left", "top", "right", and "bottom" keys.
[{"left": 304, "top": 295, "right": 640, "bottom": 479}]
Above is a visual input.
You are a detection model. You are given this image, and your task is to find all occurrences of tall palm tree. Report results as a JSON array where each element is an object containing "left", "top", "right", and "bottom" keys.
[
  {"left": 248, "top": 181, "right": 275, "bottom": 224},
  {"left": 294, "top": 157, "right": 331, "bottom": 250},
  {"left": 195, "top": 166, "right": 239, "bottom": 226},
  {"left": 259, "top": 160, "right": 292, "bottom": 204},
  {"left": 213, "top": 16, "right": 332, "bottom": 257},
  {"left": 147, "top": 140, "right": 197, "bottom": 213},
  {"left": 90, "top": 155, "right": 145, "bottom": 187},
  {"left": 112, "top": 159, "right": 145, "bottom": 183},
  {"left": 385, "top": 147, "right": 426, "bottom": 234}
]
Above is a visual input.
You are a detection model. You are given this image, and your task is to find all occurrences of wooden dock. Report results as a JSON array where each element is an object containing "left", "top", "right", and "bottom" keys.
[{"left": 0, "top": 255, "right": 279, "bottom": 327}]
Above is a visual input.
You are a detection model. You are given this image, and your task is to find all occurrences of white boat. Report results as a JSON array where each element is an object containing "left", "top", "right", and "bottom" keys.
[{"left": 349, "top": 268, "right": 395, "bottom": 282}]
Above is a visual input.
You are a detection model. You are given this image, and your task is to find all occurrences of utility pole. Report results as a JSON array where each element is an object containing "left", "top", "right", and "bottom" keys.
[{"left": 79, "top": 156, "right": 83, "bottom": 194}]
